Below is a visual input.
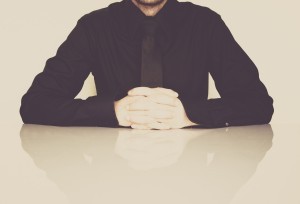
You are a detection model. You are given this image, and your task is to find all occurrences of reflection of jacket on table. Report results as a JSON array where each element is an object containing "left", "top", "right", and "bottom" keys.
[{"left": 21, "top": 124, "right": 273, "bottom": 204}]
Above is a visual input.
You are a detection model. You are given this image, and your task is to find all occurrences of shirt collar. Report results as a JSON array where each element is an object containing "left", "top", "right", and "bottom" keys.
[{"left": 109, "top": 0, "right": 180, "bottom": 41}]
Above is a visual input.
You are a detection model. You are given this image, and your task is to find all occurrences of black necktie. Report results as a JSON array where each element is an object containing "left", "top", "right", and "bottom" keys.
[{"left": 140, "top": 19, "right": 163, "bottom": 88}]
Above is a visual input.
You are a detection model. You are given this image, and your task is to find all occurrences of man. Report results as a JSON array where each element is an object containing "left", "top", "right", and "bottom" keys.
[{"left": 20, "top": 0, "right": 274, "bottom": 129}]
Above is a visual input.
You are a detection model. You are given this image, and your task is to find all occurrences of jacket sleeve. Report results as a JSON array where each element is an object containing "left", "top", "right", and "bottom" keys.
[
  {"left": 20, "top": 18, "right": 119, "bottom": 127},
  {"left": 180, "top": 15, "right": 274, "bottom": 128}
]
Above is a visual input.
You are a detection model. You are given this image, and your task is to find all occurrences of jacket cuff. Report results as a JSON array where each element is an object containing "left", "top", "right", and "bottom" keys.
[
  {"left": 83, "top": 95, "right": 119, "bottom": 127},
  {"left": 178, "top": 96, "right": 233, "bottom": 128}
]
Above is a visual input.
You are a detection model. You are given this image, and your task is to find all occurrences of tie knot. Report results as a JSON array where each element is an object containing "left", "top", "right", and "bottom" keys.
[{"left": 141, "top": 19, "right": 159, "bottom": 36}]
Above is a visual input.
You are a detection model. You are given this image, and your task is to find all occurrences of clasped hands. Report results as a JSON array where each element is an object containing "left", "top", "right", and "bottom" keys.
[{"left": 114, "top": 87, "right": 197, "bottom": 130}]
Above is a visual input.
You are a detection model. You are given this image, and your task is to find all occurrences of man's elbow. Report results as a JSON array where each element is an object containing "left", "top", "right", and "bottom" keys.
[
  {"left": 20, "top": 98, "right": 32, "bottom": 124},
  {"left": 258, "top": 97, "right": 274, "bottom": 125},
  {"left": 20, "top": 94, "right": 38, "bottom": 124}
]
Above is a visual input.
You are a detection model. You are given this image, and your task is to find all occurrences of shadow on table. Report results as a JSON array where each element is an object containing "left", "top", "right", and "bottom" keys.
[{"left": 20, "top": 124, "right": 273, "bottom": 204}]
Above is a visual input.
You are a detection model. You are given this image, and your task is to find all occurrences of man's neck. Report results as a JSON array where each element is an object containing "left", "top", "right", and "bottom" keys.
[{"left": 131, "top": 0, "right": 168, "bottom": 16}]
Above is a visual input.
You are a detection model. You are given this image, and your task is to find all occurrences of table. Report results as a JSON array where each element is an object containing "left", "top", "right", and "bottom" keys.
[{"left": 1, "top": 124, "right": 299, "bottom": 204}]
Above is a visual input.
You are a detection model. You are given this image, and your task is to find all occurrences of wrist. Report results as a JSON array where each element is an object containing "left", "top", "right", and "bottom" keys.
[
  {"left": 114, "top": 101, "right": 121, "bottom": 125},
  {"left": 184, "top": 116, "right": 198, "bottom": 127}
]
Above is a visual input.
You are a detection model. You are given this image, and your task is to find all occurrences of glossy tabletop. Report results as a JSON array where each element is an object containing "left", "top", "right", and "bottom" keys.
[{"left": 1, "top": 124, "right": 299, "bottom": 204}]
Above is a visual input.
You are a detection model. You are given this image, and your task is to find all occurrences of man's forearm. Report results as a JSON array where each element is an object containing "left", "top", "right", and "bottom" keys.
[
  {"left": 20, "top": 91, "right": 118, "bottom": 127},
  {"left": 179, "top": 96, "right": 274, "bottom": 128}
]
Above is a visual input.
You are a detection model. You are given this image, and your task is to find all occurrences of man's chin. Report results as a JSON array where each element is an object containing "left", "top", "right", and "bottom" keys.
[{"left": 135, "top": 0, "right": 165, "bottom": 7}]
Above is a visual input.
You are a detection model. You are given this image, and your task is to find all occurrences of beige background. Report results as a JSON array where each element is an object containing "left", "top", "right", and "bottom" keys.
[
  {"left": 1, "top": 0, "right": 299, "bottom": 125},
  {"left": 0, "top": 2, "right": 300, "bottom": 203}
]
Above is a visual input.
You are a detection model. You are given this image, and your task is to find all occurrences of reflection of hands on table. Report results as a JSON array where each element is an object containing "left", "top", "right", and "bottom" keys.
[
  {"left": 115, "top": 128, "right": 199, "bottom": 170},
  {"left": 114, "top": 87, "right": 198, "bottom": 130}
]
